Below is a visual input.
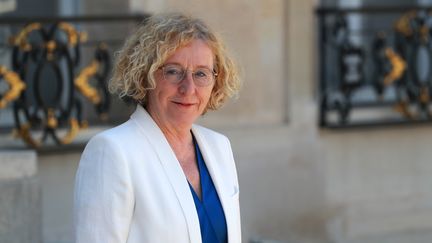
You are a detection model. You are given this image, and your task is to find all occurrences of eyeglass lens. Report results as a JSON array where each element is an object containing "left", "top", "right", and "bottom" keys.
[{"left": 162, "top": 64, "right": 215, "bottom": 86}]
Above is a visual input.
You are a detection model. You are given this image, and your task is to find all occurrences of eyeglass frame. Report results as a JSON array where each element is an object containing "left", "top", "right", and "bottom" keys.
[{"left": 158, "top": 64, "right": 218, "bottom": 87}]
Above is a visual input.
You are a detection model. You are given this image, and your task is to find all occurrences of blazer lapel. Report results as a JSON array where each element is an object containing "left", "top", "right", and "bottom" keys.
[
  {"left": 192, "top": 125, "right": 237, "bottom": 243},
  {"left": 130, "top": 106, "right": 201, "bottom": 243}
]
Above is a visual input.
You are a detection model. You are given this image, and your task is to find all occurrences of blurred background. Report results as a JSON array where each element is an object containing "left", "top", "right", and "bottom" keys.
[{"left": 2, "top": 0, "right": 432, "bottom": 242}]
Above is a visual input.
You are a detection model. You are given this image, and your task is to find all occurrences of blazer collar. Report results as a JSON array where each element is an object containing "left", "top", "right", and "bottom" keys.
[
  {"left": 130, "top": 105, "right": 202, "bottom": 243},
  {"left": 192, "top": 125, "right": 237, "bottom": 243}
]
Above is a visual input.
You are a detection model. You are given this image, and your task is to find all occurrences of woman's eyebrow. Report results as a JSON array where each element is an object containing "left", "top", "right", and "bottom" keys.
[{"left": 163, "top": 62, "right": 212, "bottom": 69}]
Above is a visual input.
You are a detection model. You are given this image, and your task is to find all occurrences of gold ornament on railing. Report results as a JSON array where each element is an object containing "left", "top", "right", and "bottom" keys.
[
  {"left": 60, "top": 118, "right": 80, "bottom": 144},
  {"left": 395, "top": 11, "right": 430, "bottom": 42},
  {"left": 14, "top": 118, "right": 88, "bottom": 147},
  {"left": 0, "top": 66, "right": 26, "bottom": 108},
  {"left": 420, "top": 86, "right": 429, "bottom": 104},
  {"left": 383, "top": 48, "right": 406, "bottom": 86},
  {"left": 394, "top": 11, "right": 416, "bottom": 37},
  {"left": 75, "top": 60, "right": 102, "bottom": 104},
  {"left": 9, "top": 22, "right": 42, "bottom": 51},
  {"left": 10, "top": 22, "right": 87, "bottom": 56},
  {"left": 46, "top": 108, "right": 58, "bottom": 129},
  {"left": 13, "top": 112, "right": 88, "bottom": 147},
  {"left": 420, "top": 25, "right": 430, "bottom": 42},
  {"left": 58, "top": 22, "right": 87, "bottom": 47},
  {"left": 46, "top": 40, "right": 57, "bottom": 61},
  {"left": 394, "top": 100, "right": 416, "bottom": 119},
  {"left": 60, "top": 118, "right": 89, "bottom": 145},
  {"left": 13, "top": 123, "right": 40, "bottom": 148}
]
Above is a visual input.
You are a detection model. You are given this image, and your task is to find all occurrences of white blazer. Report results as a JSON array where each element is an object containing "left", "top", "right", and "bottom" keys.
[{"left": 74, "top": 105, "right": 241, "bottom": 243}]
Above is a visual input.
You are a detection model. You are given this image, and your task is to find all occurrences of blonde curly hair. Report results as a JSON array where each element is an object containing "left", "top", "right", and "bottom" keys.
[{"left": 109, "top": 13, "right": 240, "bottom": 112}]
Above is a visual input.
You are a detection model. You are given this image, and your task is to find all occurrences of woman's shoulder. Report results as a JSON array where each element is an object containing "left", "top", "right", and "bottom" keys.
[{"left": 85, "top": 119, "right": 141, "bottom": 149}]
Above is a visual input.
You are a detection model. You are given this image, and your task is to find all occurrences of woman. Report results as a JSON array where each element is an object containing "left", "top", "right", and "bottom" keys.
[{"left": 74, "top": 13, "right": 241, "bottom": 243}]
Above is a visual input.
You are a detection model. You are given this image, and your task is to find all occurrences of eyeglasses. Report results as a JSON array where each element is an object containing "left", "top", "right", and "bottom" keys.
[{"left": 160, "top": 64, "right": 217, "bottom": 87}]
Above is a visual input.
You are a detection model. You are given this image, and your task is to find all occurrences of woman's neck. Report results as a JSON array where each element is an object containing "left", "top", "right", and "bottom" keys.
[
  {"left": 161, "top": 125, "right": 193, "bottom": 147},
  {"left": 146, "top": 106, "right": 193, "bottom": 145}
]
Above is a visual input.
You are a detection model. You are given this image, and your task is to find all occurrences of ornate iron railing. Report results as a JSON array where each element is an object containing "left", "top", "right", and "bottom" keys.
[
  {"left": 316, "top": 6, "right": 432, "bottom": 128},
  {"left": 0, "top": 15, "right": 148, "bottom": 147}
]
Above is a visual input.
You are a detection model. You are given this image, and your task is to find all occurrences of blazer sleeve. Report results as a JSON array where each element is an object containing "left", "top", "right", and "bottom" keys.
[{"left": 74, "top": 134, "right": 134, "bottom": 243}]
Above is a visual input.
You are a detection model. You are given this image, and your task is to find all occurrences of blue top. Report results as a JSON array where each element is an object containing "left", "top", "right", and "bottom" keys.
[{"left": 188, "top": 137, "right": 228, "bottom": 243}]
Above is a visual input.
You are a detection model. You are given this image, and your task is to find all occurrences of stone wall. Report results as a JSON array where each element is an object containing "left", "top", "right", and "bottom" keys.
[
  {"left": 322, "top": 127, "right": 432, "bottom": 242},
  {"left": 0, "top": 151, "right": 41, "bottom": 243}
]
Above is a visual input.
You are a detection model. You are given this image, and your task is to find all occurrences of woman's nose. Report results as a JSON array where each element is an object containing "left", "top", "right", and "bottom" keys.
[{"left": 178, "top": 72, "right": 196, "bottom": 95}]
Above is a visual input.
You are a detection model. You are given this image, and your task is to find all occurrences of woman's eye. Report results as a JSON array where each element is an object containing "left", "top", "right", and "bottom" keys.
[
  {"left": 195, "top": 70, "right": 208, "bottom": 78},
  {"left": 165, "top": 68, "right": 181, "bottom": 75}
]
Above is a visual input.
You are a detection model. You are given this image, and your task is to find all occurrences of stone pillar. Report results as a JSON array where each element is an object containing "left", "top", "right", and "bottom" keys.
[{"left": 0, "top": 150, "right": 41, "bottom": 243}]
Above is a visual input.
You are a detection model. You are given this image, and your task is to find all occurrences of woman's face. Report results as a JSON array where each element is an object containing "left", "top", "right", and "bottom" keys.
[{"left": 147, "top": 39, "right": 215, "bottom": 130}]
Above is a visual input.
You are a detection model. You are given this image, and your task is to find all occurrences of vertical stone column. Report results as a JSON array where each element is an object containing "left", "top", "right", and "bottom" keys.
[{"left": 0, "top": 150, "right": 41, "bottom": 243}]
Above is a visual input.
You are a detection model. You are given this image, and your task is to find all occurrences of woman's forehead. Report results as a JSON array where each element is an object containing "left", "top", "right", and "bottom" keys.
[{"left": 163, "top": 39, "right": 214, "bottom": 68}]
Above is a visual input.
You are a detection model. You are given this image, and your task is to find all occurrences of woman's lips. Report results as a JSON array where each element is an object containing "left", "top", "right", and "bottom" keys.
[{"left": 172, "top": 101, "right": 195, "bottom": 107}]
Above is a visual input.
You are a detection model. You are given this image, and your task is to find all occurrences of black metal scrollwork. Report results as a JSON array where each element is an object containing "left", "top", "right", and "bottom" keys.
[
  {"left": 0, "top": 65, "right": 26, "bottom": 108},
  {"left": 1, "top": 21, "right": 111, "bottom": 147},
  {"left": 325, "top": 14, "right": 365, "bottom": 124},
  {"left": 317, "top": 7, "right": 432, "bottom": 127}
]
